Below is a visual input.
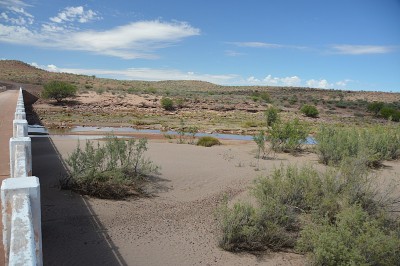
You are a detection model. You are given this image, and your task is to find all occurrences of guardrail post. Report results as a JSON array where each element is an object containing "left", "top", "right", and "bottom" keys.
[
  {"left": 9, "top": 137, "right": 32, "bottom": 178},
  {"left": 1, "top": 176, "right": 42, "bottom": 266},
  {"left": 13, "top": 119, "right": 28, "bottom": 138},
  {"left": 14, "top": 111, "right": 26, "bottom": 120}
]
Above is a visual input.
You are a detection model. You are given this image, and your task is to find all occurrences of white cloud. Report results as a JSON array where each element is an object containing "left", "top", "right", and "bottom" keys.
[
  {"left": 306, "top": 79, "right": 330, "bottom": 89},
  {"left": 46, "top": 64, "right": 58, "bottom": 71},
  {"left": 247, "top": 74, "right": 301, "bottom": 86},
  {"left": 281, "top": 76, "right": 301, "bottom": 86},
  {"left": 0, "top": 0, "right": 33, "bottom": 25},
  {"left": 29, "top": 62, "right": 354, "bottom": 89},
  {"left": 50, "top": 6, "right": 99, "bottom": 24},
  {"left": 331, "top": 45, "right": 396, "bottom": 55},
  {"left": 8, "top": 6, "right": 33, "bottom": 18},
  {"left": 233, "top": 42, "right": 282, "bottom": 48},
  {"left": 0, "top": 0, "right": 31, "bottom": 8},
  {"left": 225, "top": 50, "right": 244, "bottom": 57},
  {"left": 30, "top": 63, "right": 238, "bottom": 85},
  {"left": 0, "top": 20, "right": 200, "bottom": 59},
  {"left": 230, "top": 42, "right": 306, "bottom": 50}
]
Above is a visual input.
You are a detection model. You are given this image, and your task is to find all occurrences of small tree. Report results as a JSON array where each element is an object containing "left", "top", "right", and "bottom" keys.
[
  {"left": 253, "top": 130, "right": 266, "bottom": 159},
  {"left": 42, "top": 81, "right": 77, "bottom": 102},
  {"left": 265, "top": 106, "right": 279, "bottom": 126},
  {"left": 301, "top": 104, "right": 319, "bottom": 118}
]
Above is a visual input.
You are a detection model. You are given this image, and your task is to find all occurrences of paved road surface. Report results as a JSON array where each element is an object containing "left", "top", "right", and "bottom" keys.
[{"left": 0, "top": 89, "right": 19, "bottom": 265}]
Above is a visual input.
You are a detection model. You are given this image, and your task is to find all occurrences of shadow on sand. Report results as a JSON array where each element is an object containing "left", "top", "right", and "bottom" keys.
[{"left": 25, "top": 89, "right": 127, "bottom": 266}]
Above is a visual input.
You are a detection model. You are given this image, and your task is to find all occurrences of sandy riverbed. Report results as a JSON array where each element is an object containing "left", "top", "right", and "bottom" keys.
[{"left": 48, "top": 135, "right": 400, "bottom": 266}]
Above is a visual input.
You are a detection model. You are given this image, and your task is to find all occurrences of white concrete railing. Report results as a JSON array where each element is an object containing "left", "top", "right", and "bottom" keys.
[{"left": 1, "top": 88, "right": 42, "bottom": 265}]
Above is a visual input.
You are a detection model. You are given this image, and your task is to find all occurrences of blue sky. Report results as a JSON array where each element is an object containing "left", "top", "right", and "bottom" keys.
[{"left": 0, "top": 0, "right": 399, "bottom": 91}]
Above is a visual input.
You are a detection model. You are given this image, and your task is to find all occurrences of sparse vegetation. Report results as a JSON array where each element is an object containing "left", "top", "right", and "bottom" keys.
[
  {"left": 253, "top": 130, "right": 267, "bottom": 159},
  {"left": 265, "top": 106, "right": 279, "bottom": 126},
  {"left": 251, "top": 91, "right": 271, "bottom": 103},
  {"left": 268, "top": 118, "right": 309, "bottom": 153},
  {"left": 367, "top": 101, "right": 384, "bottom": 116},
  {"left": 316, "top": 124, "right": 400, "bottom": 167},
  {"left": 217, "top": 161, "right": 400, "bottom": 263},
  {"left": 161, "top": 97, "right": 174, "bottom": 111},
  {"left": 196, "top": 136, "right": 221, "bottom": 147},
  {"left": 380, "top": 106, "right": 400, "bottom": 122},
  {"left": 63, "top": 136, "right": 160, "bottom": 199},
  {"left": 300, "top": 104, "right": 319, "bottom": 118}
]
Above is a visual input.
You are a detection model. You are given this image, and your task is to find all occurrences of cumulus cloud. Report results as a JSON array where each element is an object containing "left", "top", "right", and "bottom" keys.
[
  {"left": 29, "top": 61, "right": 353, "bottom": 89},
  {"left": 30, "top": 62, "right": 238, "bottom": 84},
  {"left": 1, "top": 20, "right": 200, "bottom": 59},
  {"left": 50, "top": 6, "right": 100, "bottom": 24},
  {"left": 247, "top": 75, "right": 301, "bottom": 86},
  {"left": 246, "top": 75, "right": 351, "bottom": 89},
  {"left": 331, "top": 45, "right": 396, "bottom": 55},
  {"left": 306, "top": 79, "right": 331, "bottom": 89}
]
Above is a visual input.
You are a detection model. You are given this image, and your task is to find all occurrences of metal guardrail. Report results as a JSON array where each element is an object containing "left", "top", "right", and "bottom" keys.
[{"left": 1, "top": 88, "right": 42, "bottom": 266}]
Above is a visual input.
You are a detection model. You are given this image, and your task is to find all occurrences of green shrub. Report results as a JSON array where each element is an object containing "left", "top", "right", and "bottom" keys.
[
  {"left": 217, "top": 162, "right": 400, "bottom": 260},
  {"left": 42, "top": 80, "right": 77, "bottom": 102},
  {"left": 335, "top": 101, "right": 348, "bottom": 109},
  {"left": 161, "top": 97, "right": 174, "bottom": 111},
  {"left": 265, "top": 106, "right": 279, "bottom": 126},
  {"left": 64, "top": 136, "right": 160, "bottom": 199},
  {"left": 196, "top": 136, "right": 221, "bottom": 147},
  {"left": 268, "top": 118, "right": 309, "bottom": 153},
  {"left": 251, "top": 91, "right": 271, "bottom": 103},
  {"left": 316, "top": 124, "right": 400, "bottom": 167},
  {"left": 288, "top": 95, "right": 298, "bottom": 105},
  {"left": 367, "top": 102, "right": 384, "bottom": 116},
  {"left": 297, "top": 205, "right": 400, "bottom": 266},
  {"left": 380, "top": 106, "right": 400, "bottom": 122},
  {"left": 217, "top": 197, "right": 295, "bottom": 251},
  {"left": 300, "top": 104, "right": 319, "bottom": 118}
]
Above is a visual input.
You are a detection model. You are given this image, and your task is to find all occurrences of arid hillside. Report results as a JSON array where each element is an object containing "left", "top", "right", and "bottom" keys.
[{"left": 1, "top": 60, "right": 400, "bottom": 133}]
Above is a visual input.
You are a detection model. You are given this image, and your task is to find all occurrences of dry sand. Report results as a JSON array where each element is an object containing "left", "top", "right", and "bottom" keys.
[{"left": 46, "top": 135, "right": 400, "bottom": 266}]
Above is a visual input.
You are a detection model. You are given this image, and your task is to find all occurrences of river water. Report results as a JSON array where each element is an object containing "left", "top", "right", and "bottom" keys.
[{"left": 28, "top": 125, "right": 316, "bottom": 144}]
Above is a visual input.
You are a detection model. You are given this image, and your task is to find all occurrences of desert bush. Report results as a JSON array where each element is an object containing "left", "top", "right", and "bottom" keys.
[
  {"left": 316, "top": 124, "right": 400, "bottom": 167},
  {"left": 42, "top": 80, "right": 77, "bottom": 102},
  {"left": 300, "top": 104, "right": 319, "bottom": 118},
  {"left": 380, "top": 106, "right": 400, "bottom": 122},
  {"left": 64, "top": 136, "right": 160, "bottom": 199},
  {"left": 297, "top": 205, "right": 400, "bottom": 266},
  {"left": 288, "top": 95, "right": 298, "bottom": 105},
  {"left": 265, "top": 106, "right": 279, "bottom": 126},
  {"left": 161, "top": 97, "right": 174, "bottom": 111},
  {"left": 251, "top": 91, "right": 271, "bottom": 103},
  {"left": 268, "top": 118, "right": 309, "bottom": 153},
  {"left": 367, "top": 101, "right": 384, "bottom": 116},
  {"left": 217, "top": 162, "right": 400, "bottom": 260},
  {"left": 196, "top": 136, "right": 221, "bottom": 147}
]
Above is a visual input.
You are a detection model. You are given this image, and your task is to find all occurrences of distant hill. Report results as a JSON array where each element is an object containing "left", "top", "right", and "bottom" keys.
[
  {"left": 0, "top": 60, "right": 220, "bottom": 91},
  {"left": 0, "top": 60, "right": 399, "bottom": 105}
]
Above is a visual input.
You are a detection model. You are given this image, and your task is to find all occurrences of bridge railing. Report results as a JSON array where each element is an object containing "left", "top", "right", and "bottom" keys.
[{"left": 1, "top": 88, "right": 42, "bottom": 265}]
